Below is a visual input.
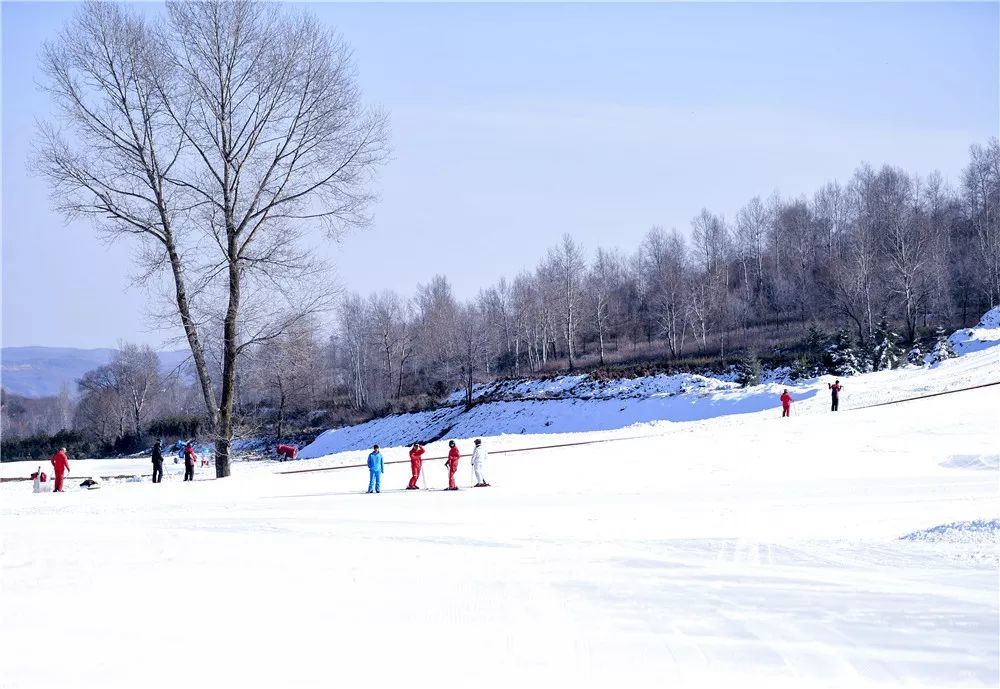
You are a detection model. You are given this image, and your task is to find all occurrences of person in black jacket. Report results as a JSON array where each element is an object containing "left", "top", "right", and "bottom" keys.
[
  {"left": 828, "top": 380, "right": 843, "bottom": 412},
  {"left": 151, "top": 439, "right": 164, "bottom": 483}
]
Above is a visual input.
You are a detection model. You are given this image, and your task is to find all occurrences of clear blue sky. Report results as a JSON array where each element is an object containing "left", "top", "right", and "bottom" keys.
[{"left": 2, "top": 2, "right": 997, "bottom": 349}]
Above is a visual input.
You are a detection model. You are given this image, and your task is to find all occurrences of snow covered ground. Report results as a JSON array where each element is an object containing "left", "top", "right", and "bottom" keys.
[
  {"left": 300, "top": 310, "right": 1000, "bottom": 458},
  {"left": 2, "top": 347, "right": 998, "bottom": 688}
]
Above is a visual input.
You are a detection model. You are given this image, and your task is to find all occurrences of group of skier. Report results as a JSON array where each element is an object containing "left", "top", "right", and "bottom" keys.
[
  {"left": 366, "top": 438, "right": 490, "bottom": 494},
  {"left": 779, "top": 379, "right": 843, "bottom": 417},
  {"left": 43, "top": 381, "right": 844, "bottom": 493}
]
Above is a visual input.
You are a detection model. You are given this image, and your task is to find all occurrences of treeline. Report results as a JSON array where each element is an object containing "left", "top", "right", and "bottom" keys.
[{"left": 330, "top": 141, "right": 999, "bottom": 408}]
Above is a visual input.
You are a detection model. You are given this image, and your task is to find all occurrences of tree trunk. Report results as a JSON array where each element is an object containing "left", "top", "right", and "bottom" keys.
[
  {"left": 277, "top": 382, "right": 286, "bottom": 439},
  {"left": 215, "top": 230, "right": 241, "bottom": 479},
  {"left": 165, "top": 242, "right": 218, "bottom": 431}
]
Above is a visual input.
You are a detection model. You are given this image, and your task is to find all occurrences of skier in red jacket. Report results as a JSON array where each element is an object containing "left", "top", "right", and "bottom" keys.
[
  {"left": 407, "top": 443, "right": 425, "bottom": 490},
  {"left": 445, "top": 441, "right": 460, "bottom": 491},
  {"left": 780, "top": 390, "right": 793, "bottom": 417},
  {"left": 50, "top": 448, "right": 70, "bottom": 492}
]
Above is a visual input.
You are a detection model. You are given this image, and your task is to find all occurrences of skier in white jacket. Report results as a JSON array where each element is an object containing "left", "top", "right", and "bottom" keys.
[{"left": 472, "top": 438, "right": 490, "bottom": 487}]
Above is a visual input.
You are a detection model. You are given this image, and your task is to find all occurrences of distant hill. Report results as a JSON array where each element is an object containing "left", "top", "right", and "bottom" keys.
[{"left": 1, "top": 347, "right": 190, "bottom": 398}]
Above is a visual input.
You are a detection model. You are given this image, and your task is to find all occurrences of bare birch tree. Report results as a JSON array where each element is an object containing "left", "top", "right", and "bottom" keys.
[{"left": 157, "top": 1, "right": 387, "bottom": 476}]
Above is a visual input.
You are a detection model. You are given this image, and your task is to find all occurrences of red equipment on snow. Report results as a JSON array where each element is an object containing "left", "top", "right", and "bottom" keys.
[{"left": 276, "top": 444, "right": 298, "bottom": 461}]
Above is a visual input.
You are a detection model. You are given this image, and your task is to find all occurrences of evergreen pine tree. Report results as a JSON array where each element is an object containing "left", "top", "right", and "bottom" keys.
[
  {"left": 825, "top": 329, "right": 862, "bottom": 376},
  {"left": 927, "top": 327, "right": 957, "bottom": 365},
  {"left": 789, "top": 356, "right": 812, "bottom": 381},
  {"left": 736, "top": 350, "right": 763, "bottom": 387},
  {"left": 906, "top": 343, "right": 925, "bottom": 367},
  {"left": 791, "top": 323, "right": 828, "bottom": 379},
  {"left": 868, "top": 318, "right": 902, "bottom": 371}
]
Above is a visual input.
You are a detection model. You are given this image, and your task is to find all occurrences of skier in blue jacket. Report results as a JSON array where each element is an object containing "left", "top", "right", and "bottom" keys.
[{"left": 367, "top": 444, "right": 384, "bottom": 494}]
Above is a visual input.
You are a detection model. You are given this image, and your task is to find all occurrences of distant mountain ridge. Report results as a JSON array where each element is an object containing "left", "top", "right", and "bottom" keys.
[{"left": 1, "top": 347, "right": 189, "bottom": 398}]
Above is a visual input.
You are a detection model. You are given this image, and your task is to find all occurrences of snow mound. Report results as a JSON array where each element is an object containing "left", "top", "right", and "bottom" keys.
[
  {"left": 938, "top": 454, "right": 1000, "bottom": 471},
  {"left": 900, "top": 519, "right": 1000, "bottom": 545},
  {"left": 300, "top": 407, "right": 462, "bottom": 459},
  {"left": 949, "top": 305, "right": 1000, "bottom": 355}
]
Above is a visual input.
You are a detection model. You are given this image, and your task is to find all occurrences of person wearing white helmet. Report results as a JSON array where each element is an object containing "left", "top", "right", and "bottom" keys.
[{"left": 471, "top": 438, "right": 490, "bottom": 487}]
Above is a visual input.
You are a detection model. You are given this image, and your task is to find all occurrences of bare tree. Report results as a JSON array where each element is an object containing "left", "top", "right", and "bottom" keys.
[
  {"left": 246, "top": 320, "right": 322, "bottom": 438},
  {"left": 156, "top": 0, "right": 388, "bottom": 476},
  {"left": 338, "top": 294, "right": 371, "bottom": 410},
  {"left": 546, "top": 234, "right": 586, "bottom": 369},
  {"left": 115, "top": 343, "right": 161, "bottom": 434},
  {"left": 963, "top": 139, "right": 1000, "bottom": 305},
  {"left": 587, "top": 247, "right": 625, "bottom": 366},
  {"left": 76, "top": 344, "right": 160, "bottom": 438},
  {"left": 368, "top": 291, "right": 411, "bottom": 402},
  {"left": 875, "top": 167, "right": 928, "bottom": 341},
  {"left": 734, "top": 197, "right": 771, "bottom": 313}
]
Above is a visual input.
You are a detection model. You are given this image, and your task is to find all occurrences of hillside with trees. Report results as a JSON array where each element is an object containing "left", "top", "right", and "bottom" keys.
[{"left": 3, "top": 140, "right": 997, "bottom": 461}]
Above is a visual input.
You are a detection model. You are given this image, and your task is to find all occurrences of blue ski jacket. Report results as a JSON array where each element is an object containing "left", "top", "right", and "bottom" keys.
[{"left": 367, "top": 451, "right": 384, "bottom": 473}]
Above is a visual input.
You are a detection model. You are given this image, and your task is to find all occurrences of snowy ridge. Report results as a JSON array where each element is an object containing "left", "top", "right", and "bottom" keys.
[{"left": 900, "top": 519, "right": 1000, "bottom": 545}]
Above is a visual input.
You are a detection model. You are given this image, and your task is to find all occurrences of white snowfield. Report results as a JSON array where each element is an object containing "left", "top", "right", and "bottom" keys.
[{"left": 1, "top": 320, "right": 999, "bottom": 688}]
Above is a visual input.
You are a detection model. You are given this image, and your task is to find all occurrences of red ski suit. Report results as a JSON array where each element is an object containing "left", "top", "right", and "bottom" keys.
[
  {"left": 50, "top": 450, "right": 69, "bottom": 492},
  {"left": 276, "top": 444, "right": 298, "bottom": 460},
  {"left": 407, "top": 446, "right": 425, "bottom": 489},
  {"left": 780, "top": 392, "right": 793, "bottom": 417},
  {"left": 446, "top": 446, "right": 460, "bottom": 490}
]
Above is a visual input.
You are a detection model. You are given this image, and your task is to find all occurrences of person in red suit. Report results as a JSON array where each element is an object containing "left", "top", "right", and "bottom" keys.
[
  {"left": 780, "top": 390, "right": 794, "bottom": 418},
  {"left": 276, "top": 444, "right": 298, "bottom": 461},
  {"left": 50, "top": 447, "right": 70, "bottom": 492},
  {"left": 445, "top": 440, "right": 460, "bottom": 491},
  {"left": 407, "top": 443, "right": 425, "bottom": 490}
]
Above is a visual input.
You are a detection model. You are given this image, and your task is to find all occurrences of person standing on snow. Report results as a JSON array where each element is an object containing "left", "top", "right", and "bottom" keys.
[
  {"left": 407, "top": 443, "right": 425, "bottom": 490},
  {"left": 151, "top": 438, "right": 164, "bottom": 483},
  {"left": 183, "top": 442, "right": 197, "bottom": 482},
  {"left": 445, "top": 440, "right": 460, "bottom": 491},
  {"left": 780, "top": 390, "right": 793, "bottom": 418},
  {"left": 828, "top": 380, "right": 843, "bottom": 412},
  {"left": 50, "top": 448, "right": 70, "bottom": 492},
  {"left": 471, "top": 439, "right": 490, "bottom": 487},
  {"left": 367, "top": 444, "right": 384, "bottom": 494}
]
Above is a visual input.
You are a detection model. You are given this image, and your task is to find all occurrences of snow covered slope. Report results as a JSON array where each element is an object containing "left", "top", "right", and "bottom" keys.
[
  {"left": 1, "top": 375, "right": 997, "bottom": 688},
  {"left": 301, "top": 318, "right": 1000, "bottom": 459},
  {"left": 950, "top": 305, "right": 1000, "bottom": 355}
]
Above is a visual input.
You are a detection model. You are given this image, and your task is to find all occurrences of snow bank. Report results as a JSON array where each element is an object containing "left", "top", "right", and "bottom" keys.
[
  {"left": 300, "top": 377, "right": 819, "bottom": 458},
  {"left": 901, "top": 519, "right": 1000, "bottom": 546},
  {"left": 950, "top": 305, "right": 1000, "bottom": 354},
  {"left": 301, "top": 406, "right": 463, "bottom": 458}
]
